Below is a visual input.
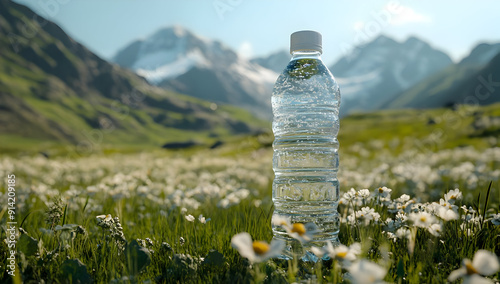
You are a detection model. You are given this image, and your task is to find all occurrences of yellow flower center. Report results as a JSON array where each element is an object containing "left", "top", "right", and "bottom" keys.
[
  {"left": 420, "top": 216, "right": 427, "bottom": 222},
  {"left": 465, "top": 260, "right": 478, "bottom": 275},
  {"left": 252, "top": 241, "right": 270, "bottom": 255},
  {"left": 291, "top": 223, "right": 306, "bottom": 236},
  {"left": 378, "top": 187, "right": 383, "bottom": 193},
  {"left": 336, "top": 251, "right": 348, "bottom": 259}
]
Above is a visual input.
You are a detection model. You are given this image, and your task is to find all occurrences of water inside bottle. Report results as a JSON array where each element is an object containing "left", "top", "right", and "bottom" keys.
[{"left": 272, "top": 56, "right": 341, "bottom": 251}]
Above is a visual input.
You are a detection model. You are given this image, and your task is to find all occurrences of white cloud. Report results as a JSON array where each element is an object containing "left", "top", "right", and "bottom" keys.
[
  {"left": 238, "top": 41, "right": 253, "bottom": 59},
  {"left": 388, "top": 4, "right": 431, "bottom": 26}
]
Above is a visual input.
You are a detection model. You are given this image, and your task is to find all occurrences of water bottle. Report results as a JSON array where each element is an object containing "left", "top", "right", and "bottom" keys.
[{"left": 272, "top": 30, "right": 341, "bottom": 251}]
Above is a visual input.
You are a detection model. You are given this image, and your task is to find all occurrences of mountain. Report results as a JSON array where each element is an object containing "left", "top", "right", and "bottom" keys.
[
  {"left": 112, "top": 26, "right": 277, "bottom": 119},
  {"left": 384, "top": 42, "right": 500, "bottom": 109},
  {"left": 0, "top": 0, "right": 267, "bottom": 152},
  {"left": 459, "top": 43, "right": 500, "bottom": 66},
  {"left": 250, "top": 50, "right": 290, "bottom": 73},
  {"left": 330, "top": 35, "right": 453, "bottom": 116}
]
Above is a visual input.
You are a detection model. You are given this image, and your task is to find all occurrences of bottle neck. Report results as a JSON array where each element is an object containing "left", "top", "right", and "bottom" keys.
[{"left": 290, "top": 50, "right": 322, "bottom": 60}]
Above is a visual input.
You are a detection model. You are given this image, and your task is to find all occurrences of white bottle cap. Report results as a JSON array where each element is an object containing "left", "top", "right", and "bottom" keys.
[{"left": 290, "top": 30, "right": 322, "bottom": 54}]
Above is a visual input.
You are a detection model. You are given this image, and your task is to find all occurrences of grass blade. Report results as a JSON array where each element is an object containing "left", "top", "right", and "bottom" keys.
[
  {"left": 82, "top": 195, "right": 89, "bottom": 213},
  {"left": 20, "top": 211, "right": 33, "bottom": 228},
  {"left": 62, "top": 204, "right": 68, "bottom": 226},
  {"left": 481, "top": 181, "right": 492, "bottom": 228}
]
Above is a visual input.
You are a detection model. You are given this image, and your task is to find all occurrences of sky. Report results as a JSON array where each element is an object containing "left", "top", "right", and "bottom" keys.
[{"left": 13, "top": 0, "right": 500, "bottom": 65}]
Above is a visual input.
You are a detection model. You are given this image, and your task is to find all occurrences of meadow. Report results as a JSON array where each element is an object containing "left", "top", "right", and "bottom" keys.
[{"left": 1, "top": 104, "right": 500, "bottom": 283}]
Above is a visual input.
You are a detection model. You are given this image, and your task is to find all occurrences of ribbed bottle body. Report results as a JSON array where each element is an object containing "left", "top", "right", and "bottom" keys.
[{"left": 272, "top": 52, "right": 341, "bottom": 244}]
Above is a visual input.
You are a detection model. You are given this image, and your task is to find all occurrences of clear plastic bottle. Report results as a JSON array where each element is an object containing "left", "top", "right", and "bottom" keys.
[{"left": 272, "top": 31, "right": 341, "bottom": 250}]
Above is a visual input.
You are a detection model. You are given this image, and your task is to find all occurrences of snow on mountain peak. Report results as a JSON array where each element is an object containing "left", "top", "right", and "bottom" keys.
[{"left": 124, "top": 26, "right": 238, "bottom": 83}]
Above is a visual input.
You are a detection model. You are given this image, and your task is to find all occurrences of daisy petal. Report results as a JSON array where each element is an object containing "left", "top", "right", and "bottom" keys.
[
  {"left": 311, "top": 246, "right": 324, "bottom": 258},
  {"left": 231, "top": 232, "right": 255, "bottom": 262},
  {"left": 463, "top": 274, "right": 494, "bottom": 284},
  {"left": 472, "top": 250, "right": 500, "bottom": 276},
  {"left": 448, "top": 267, "right": 466, "bottom": 282}
]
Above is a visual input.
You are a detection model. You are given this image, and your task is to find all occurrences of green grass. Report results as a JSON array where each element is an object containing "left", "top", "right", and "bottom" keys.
[
  {"left": 0, "top": 131, "right": 499, "bottom": 283},
  {"left": 1, "top": 103, "right": 500, "bottom": 283}
]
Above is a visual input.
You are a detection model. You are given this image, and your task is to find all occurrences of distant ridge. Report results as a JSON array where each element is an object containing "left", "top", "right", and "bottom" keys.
[{"left": 0, "top": 0, "right": 268, "bottom": 151}]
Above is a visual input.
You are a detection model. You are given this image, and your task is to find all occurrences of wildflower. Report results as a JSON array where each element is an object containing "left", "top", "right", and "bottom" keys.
[
  {"left": 145, "top": 238, "right": 154, "bottom": 247},
  {"left": 409, "top": 211, "right": 437, "bottom": 228},
  {"left": 198, "top": 214, "right": 210, "bottom": 224},
  {"left": 181, "top": 207, "right": 188, "bottom": 215},
  {"left": 444, "top": 188, "right": 462, "bottom": 204},
  {"left": 436, "top": 206, "right": 459, "bottom": 221},
  {"left": 342, "top": 188, "right": 357, "bottom": 202},
  {"left": 358, "top": 189, "right": 370, "bottom": 199},
  {"left": 377, "top": 187, "right": 392, "bottom": 204},
  {"left": 349, "top": 207, "right": 381, "bottom": 225},
  {"left": 312, "top": 242, "right": 361, "bottom": 267},
  {"left": 461, "top": 205, "right": 476, "bottom": 215},
  {"left": 490, "top": 213, "right": 500, "bottom": 225},
  {"left": 185, "top": 215, "right": 195, "bottom": 222},
  {"left": 231, "top": 232, "right": 285, "bottom": 263},
  {"left": 460, "top": 223, "right": 474, "bottom": 237},
  {"left": 46, "top": 197, "right": 65, "bottom": 230},
  {"left": 428, "top": 223, "right": 442, "bottom": 237},
  {"left": 359, "top": 207, "right": 381, "bottom": 222},
  {"left": 384, "top": 231, "right": 397, "bottom": 242},
  {"left": 448, "top": 250, "right": 500, "bottom": 283},
  {"left": 395, "top": 194, "right": 411, "bottom": 203},
  {"left": 272, "top": 216, "right": 317, "bottom": 243},
  {"left": 384, "top": 218, "right": 397, "bottom": 232},
  {"left": 348, "top": 259, "right": 387, "bottom": 284},
  {"left": 395, "top": 227, "right": 410, "bottom": 239},
  {"left": 253, "top": 199, "right": 262, "bottom": 208},
  {"left": 398, "top": 200, "right": 415, "bottom": 213},
  {"left": 377, "top": 186, "right": 392, "bottom": 198},
  {"left": 395, "top": 212, "right": 408, "bottom": 224},
  {"left": 285, "top": 222, "right": 318, "bottom": 243},
  {"left": 96, "top": 214, "right": 126, "bottom": 250},
  {"left": 96, "top": 214, "right": 113, "bottom": 228},
  {"left": 271, "top": 215, "right": 291, "bottom": 227}
]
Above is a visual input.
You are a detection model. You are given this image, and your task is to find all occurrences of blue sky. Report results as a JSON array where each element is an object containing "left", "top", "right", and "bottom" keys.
[{"left": 14, "top": 0, "right": 500, "bottom": 65}]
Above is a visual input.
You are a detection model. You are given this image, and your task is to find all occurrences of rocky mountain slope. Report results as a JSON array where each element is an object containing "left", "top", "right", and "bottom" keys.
[
  {"left": 329, "top": 35, "right": 453, "bottom": 115},
  {"left": 384, "top": 42, "right": 500, "bottom": 109},
  {"left": 113, "top": 26, "right": 277, "bottom": 119},
  {"left": 0, "top": 0, "right": 267, "bottom": 152}
]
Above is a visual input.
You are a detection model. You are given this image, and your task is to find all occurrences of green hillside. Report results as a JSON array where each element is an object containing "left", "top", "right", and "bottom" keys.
[
  {"left": 339, "top": 103, "right": 500, "bottom": 156},
  {"left": 0, "top": 0, "right": 269, "bottom": 154}
]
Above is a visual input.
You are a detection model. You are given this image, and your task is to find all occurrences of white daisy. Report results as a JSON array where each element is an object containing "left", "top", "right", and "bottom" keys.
[
  {"left": 395, "top": 227, "right": 410, "bottom": 239},
  {"left": 448, "top": 250, "right": 500, "bottom": 283},
  {"left": 428, "top": 223, "right": 443, "bottom": 237},
  {"left": 358, "top": 189, "right": 371, "bottom": 199},
  {"left": 198, "top": 214, "right": 210, "bottom": 224},
  {"left": 444, "top": 188, "right": 462, "bottom": 204},
  {"left": 311, "top": 242, "right": 361, "bottom": 267},
  {"left": 348, "top": 259, "right": 387, "bottom": 284},
  {"left": 271, "top": 215, "right": 291, "bottom": 227},
  {"left": 436, "top": 206, "right": 459, "bottom": 221},
  {"left": 409, "top": 211, "right": 437, "bottom": 228},
  {"left": 185, "top": 214, "right": 195, "bottom": 222},
  {"left": 231, "top": 232, "right": 285, "bottom": 263},
  {"left": 285, "top": 222, "right": 318, "bottom": 243}
]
